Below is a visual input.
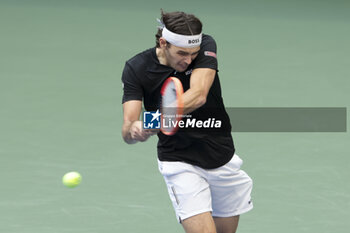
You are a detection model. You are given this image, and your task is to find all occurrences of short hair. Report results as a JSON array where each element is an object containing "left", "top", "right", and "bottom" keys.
[{"left": 155, "top": 10, "right": 203, "bottom": 48}]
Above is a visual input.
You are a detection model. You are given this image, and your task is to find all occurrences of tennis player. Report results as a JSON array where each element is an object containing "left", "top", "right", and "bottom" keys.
[{"left": 121, "top": 10, "right": 253, "bottom": 233}]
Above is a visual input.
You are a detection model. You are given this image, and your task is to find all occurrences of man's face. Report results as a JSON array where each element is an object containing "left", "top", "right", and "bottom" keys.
[{"left": 164, "top": 44, "right": 200, "bottom": 72}]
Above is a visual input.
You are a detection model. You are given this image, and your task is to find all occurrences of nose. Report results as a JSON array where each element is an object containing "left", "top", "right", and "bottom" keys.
[{"left": 184, "top": 55, "right": 192, "bottom": 65}]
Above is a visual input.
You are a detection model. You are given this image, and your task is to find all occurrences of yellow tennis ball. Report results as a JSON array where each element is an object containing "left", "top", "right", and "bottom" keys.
[{"left": 62, "top": 171, "right": 82, "bottom": 188}]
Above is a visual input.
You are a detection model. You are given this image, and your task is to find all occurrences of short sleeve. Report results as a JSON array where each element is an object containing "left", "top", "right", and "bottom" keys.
[
  {"left": 192, "top": 35, "right": 218, "bottom": 70},
  {"left": 121, "top": 62, "right": 143, "bottom": 104}
]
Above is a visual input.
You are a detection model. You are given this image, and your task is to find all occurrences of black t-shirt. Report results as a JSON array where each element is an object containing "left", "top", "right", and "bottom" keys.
[{"left": 122, "top": 34, "right": 235, "bottom": 169}]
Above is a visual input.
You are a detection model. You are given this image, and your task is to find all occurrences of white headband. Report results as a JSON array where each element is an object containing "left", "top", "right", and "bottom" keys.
[{"left": 162, "top": 27, "right": 202, "bottom": 48}]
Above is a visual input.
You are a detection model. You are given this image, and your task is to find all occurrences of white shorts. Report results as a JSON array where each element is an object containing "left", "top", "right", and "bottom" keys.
[{"left": 158, "top": 154, "right": 253, "bottom": 222}]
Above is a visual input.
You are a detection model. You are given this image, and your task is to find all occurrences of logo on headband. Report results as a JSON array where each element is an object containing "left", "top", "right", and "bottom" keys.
[
  {"left": 162, "top": 27, "right": 202, "bottom": 48},
  {"left": 188, "top": 39, "right": 200, "bottom": 44}
]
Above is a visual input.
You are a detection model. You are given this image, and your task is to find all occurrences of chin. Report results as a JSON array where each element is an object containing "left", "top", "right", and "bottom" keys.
[{"left": 176, "top": 66, "right": 188, "bottom": 72}]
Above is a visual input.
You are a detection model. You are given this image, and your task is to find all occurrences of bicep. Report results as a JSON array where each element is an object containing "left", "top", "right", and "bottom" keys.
[{"left": 190, "top": 68, "right": 216, "bottom": 96}]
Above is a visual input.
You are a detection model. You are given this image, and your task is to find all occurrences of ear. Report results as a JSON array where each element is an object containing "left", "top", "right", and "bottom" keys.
[{"left": 159, "top": 37, "right": 167, "bottom": 48}]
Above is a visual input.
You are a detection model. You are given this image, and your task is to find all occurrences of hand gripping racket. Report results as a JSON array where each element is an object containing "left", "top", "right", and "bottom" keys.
[{"left": 160, "top": 77, "right": 184, "bottom": 135}]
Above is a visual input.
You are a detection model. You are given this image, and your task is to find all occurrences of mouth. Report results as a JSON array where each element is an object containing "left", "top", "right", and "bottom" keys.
[{"left": 178, "top": 63, "right": 188, "bottom": 71}]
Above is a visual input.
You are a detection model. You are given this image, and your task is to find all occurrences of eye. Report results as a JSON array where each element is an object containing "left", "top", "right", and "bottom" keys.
[{"left": 178, "top": 52, "right": 188, "bottom": 56}]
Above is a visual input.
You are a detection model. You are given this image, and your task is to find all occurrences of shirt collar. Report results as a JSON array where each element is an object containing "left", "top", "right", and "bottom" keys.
[{"left": 146, "top": 47, "right": 174, "bottom": 73}]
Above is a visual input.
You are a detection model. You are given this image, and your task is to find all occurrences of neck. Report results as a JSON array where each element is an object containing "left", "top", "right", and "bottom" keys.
[{"left": 156, "top": 47, "right": 167, "bottom": 66}]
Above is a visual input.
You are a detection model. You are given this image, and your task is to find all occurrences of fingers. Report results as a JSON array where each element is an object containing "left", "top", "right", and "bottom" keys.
[
  {"left": 131, "top": 128, "right": 149, "bottom": 141},
  {"left": 144, "top": 129, "right": 160, "bottom": 135},
  {"left": 130, "top": 121, "right": 157, "bottom": 142}
]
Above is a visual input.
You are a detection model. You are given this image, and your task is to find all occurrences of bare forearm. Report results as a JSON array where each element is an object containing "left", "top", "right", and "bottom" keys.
[
  {"left": 122, "top": 101, "right": 143, "bottom": 144},
  {"left": 181, "top": 68, "right": 215, "bottom": 114},
  {"left": 182, "top": 88, "right": 207, "bottom": 114}
]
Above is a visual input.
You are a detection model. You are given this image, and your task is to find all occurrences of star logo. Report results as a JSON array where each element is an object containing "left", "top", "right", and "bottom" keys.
[
  {"left": 143, "top": 110, "right": 161, "bottom": 129},
  {"left": 150, "top": 109, "right": 161, "bottom": 122}
]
